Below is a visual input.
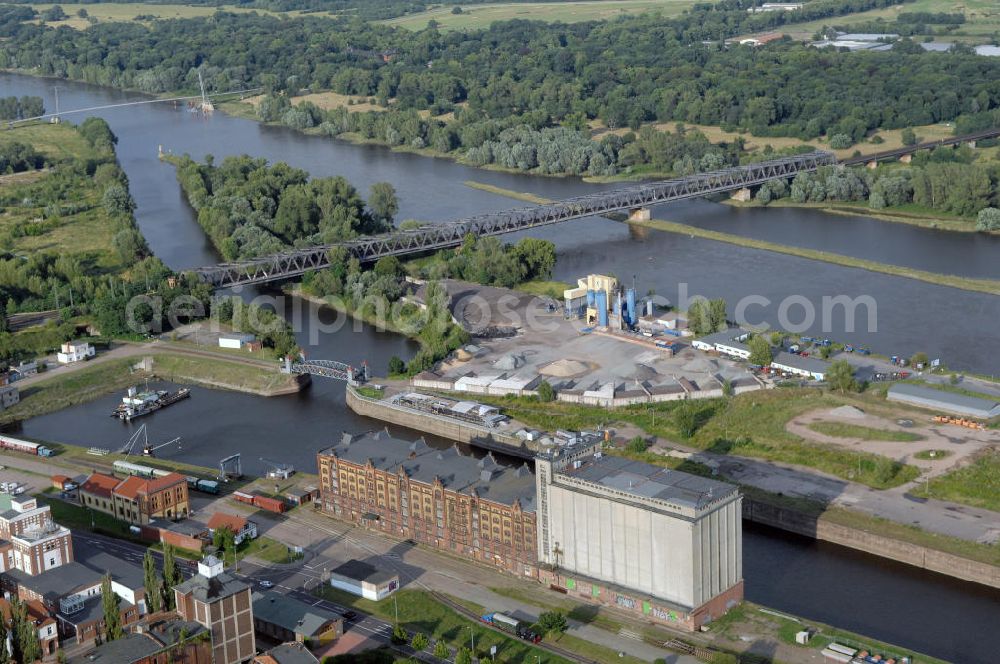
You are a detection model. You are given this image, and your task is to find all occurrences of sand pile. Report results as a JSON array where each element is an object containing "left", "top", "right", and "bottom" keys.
[
  {"left": 540, "top": 358, "right": 591, "bottom": 377},
  {"left": 829, "top": 405, "right": 866, "bottom": 419}
]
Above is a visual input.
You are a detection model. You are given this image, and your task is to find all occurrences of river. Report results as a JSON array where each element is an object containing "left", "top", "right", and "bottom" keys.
[{"left": 4, "top": 73, "right": 1000, "bottom": 662}]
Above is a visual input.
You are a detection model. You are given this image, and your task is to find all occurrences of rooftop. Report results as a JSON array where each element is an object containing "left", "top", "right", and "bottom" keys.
[
  {"left": 68, "top": 632, "right": 161, "bottom": 663},
  {"left": 257, "top": 642, "right": 320, "bottom": 664},
  {"left": 81, "top": 472, "right": 121, "bottom": 498},
  {"left": 174, "top": 567, "right": 249, "bottom": 603},
  {"left": 771, "top": 351, "right": 830, "bottom": 373},
  {"left": 6, "top": 562, "right": 103, "bottom": 602},
  {"left": 319, "top": 429, "right": 536, "bottom": 511},
  {"left": 329, "top": 559, "right": 398, "bottom": 586},
  {"left": 207, "top": 512, "right": 249, "bottom": 533},
  {"left": 557, "top": 454, "right": 739, "bottom": 512},
  {"left": 251, "top": 591, "right": 342, "bottom": 637},
  {"left": 888, "top": 383, "right": 1000, "bottom": 418}
]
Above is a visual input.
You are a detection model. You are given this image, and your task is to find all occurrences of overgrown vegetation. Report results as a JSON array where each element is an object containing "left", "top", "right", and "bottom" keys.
[
  {"left": 170, "top": 154, "right": 392, "bottom": 260},
  {"left": 482, "top": 388, "right": 922, "bottom": 489},
  {"left": 913, "top": 448, "right": 1000, "bottom": 512}
]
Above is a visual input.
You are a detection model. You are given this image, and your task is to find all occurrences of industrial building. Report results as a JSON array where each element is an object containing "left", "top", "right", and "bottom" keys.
[
  {"left": 317, "top": 430, "right": 539, "bottom": 577},
  {"left": 887, "top": 383, "right": 1000, "bottom": 419},
  {"left": 770, "top": 352, "right": 830, "bottom": 380},
  {"left": 692, "top": 329, "right": 752, "bottom": 359},
  {"left": 535, "top": 442, "right": 743, "bottom": 630},
  {"left": 174, "top": 555, "right": 256, "bottom": 664},
  {"left": 252, "top": 591, "right": 343, "bottom": 646},
  {"left": 327, "top": 560, "right": 399, "bottom": 601}
]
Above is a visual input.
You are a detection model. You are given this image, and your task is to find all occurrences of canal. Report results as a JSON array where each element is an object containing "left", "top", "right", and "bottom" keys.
[{"left": 4, "top": 73, "right": 999, "bottom": 662}]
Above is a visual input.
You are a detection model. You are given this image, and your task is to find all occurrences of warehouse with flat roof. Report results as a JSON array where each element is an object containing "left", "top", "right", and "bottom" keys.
[{"left": 887, "top": 383, "right": 1000, "bottom": 419}]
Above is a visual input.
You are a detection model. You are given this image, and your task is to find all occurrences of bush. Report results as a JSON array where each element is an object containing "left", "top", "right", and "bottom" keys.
[
  {"left": 625, "top": 436, "right": 649, "bottom": 453},
  {"left": 388, "top": 355, "right": 406, "bottom": 375},
  {"left": 391, "top": 624, "right": 408, "bottom": 644},
  {"left": 451, "top": 6, "right": 463, "bottom": 13},
  {"left": 411, "top": 632, "right": 429, "bottom": 651},
  {"left": 976, "top": 207, "right": 1000, "bottom": 231},
  {"left": 828, "top": 134, "right": 853, "bottom": 149},
  {"left": 433, "top": 641, "right": 449, "bottom": 658},
  {"left": 537, "top": 380, "right": 555, "bottom": 402}
]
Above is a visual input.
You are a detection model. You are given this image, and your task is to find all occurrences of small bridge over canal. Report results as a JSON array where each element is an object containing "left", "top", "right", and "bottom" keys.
[{"left": 282, "top": 357, "right": 368, "bottom": 383}]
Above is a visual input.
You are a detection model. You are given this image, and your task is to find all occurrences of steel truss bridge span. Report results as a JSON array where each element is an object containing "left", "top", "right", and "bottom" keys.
[
  {"left": 282, "top": 358, "right": 368, "bottom": 383},
  {"left": 192, "top": 151, "right": 836, "bottom": 289}
]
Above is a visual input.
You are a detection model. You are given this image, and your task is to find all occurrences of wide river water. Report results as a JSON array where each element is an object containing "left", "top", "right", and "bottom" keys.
[{"left": 4, "top": 73, "right": 999, "bottom": 662}]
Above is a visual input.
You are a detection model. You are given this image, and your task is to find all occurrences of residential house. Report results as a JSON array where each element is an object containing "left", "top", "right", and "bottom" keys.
[{"left": 207, "top": 512, "right": 258, "bottom": 546}]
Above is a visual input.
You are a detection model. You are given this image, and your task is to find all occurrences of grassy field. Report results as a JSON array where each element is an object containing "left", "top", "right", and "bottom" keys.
[
  {"left": 913, "top": 448, "right": 1000, "bottom": 512},
  {"left": 383, "top": 0, "right": 697, "bottom": 31},
  {"left": 807, "top": 421, "right": 925, "bottom": 442},
  {"left": 590, "top": 119, "right": 958, "bottom": 161},
  {"left": 314, "top": 587, "right": 577, "bottom": 664},
  {"left": 240, "top": 536, "right": 302, "bottom": 564},
  {"left": 732, "top": 198, "right": 983, "bottom": 233},
  {"left": 27, "top": 2, "right": 287, "bottom": 29},
  {"left": 780, "top": 0, "right": 1000, "bottom": 39},
  {"left": 515, "top": 280, "right": 574, "bottom": 298},
  {"left": 481, "top": 388, "right": 922, "bottom": 489},
  {"left": 0, "top": 123, "right": 127, "bottom": 273},
  {"left": 149, "top": 353, "right": 298, "bottom": 394}
]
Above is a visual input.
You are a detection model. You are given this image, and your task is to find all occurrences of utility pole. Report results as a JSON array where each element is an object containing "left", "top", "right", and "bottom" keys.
[{"left": 53, "top": 86, "right": 60, "bottom": 120}]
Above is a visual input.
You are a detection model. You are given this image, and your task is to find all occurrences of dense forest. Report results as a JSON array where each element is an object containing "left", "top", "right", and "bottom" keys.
[
  {"left": 170, "top": 155, "right": 393, "bottom": 260},
  {"left": 2, "top": 0, "right": 997, "bottom": 147},
  {"left": 753, "top": 146, "right": 1000, "bottom": 225}
]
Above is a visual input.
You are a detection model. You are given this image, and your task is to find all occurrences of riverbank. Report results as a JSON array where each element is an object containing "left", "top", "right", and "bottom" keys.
[
  {"left": 724, "top": 197, "right": 997, "bottom": 235},
  {"left": 463, "top": 180, "right": 1000, "bottom": 295},
  {"left": 0, "top": 348, "right": 305, "bottom": 425}
]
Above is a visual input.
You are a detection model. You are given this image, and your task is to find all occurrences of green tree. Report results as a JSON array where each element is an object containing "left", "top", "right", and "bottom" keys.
[
  {"left": 388, "top": 355, "right": 406, "bottom": 375},
  {"left": 455, "top": 646, "right": 473, "bottom": 664},
  {"left": 101, "top": 574, "right": 124, "bottom": 641},
  {"left": 901, "top": 127, "right": 918, "bottom": 146},
  {"left": 411, "top": 632, "right": 429, "bottom": 651},
  {"left": 707, "top": 298, "right": 728, "bottom": 333},
  {"left": 213, "top": 525, "right": 237, "bottom": 565},
  {"left": 161, "top": 544, "right": 182, "bottom": 611},
  {"left": 536, "top": 610, "right": 568, "bottom": 637},
  {"left": 512, "top": 238, "right": 556, "bottom": 280},
  {"left": 747, "top": 335, "right": 772, "bottom": 366},
  {"left": 433, "top": 640, "right": 450, "bottom": 658},
  {"left": 10, "top": 595, "right": 40, "bottom": 663},
  {"left": 537, "top": 380, "right": 555, "bottom": 402},
  {"left": 687, "top": 299, "right": 708, "bottom": 336},
  {"left": 368, "top": 182, "right": 399, "bottom": 224},
  {"left": 0, "top": 607, "right": 9, "bottom": 664},
  {"left": 143, "top": 550, "right": 163, "bottom": 614},
  {"left": 102, "top": 183, "right": 135, "bottom": 216},
  {"left": 826, "top": 360, "right": 858, "bottom": 393},
  {"left": 391, "top": 624, "right": 408, "bottom": 644}
]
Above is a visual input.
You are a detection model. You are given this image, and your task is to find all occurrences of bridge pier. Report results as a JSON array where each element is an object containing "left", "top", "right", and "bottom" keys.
[
  {"left": 628, "top": 207, "right": 651, "bottom": 222},
  {"left": 899, "top": 153, "right": 912, "bottom": 164},
  {"left": 866, "top": 160, "right": 878, "bottom": 170},
  {"left": 730, "top": 187, "right": 752, "bottom": 202},
  {"left": 967, "top": 140, "right": 977, "bottom": 149}
]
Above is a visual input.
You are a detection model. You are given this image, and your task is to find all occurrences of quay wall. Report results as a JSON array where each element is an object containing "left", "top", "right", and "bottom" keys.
[{"left": 743, "top": 499, "right": 1000, "bottom": 589}]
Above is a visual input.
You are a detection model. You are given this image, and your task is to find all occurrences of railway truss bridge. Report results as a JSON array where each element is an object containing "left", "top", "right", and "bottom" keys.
[{"left": 191, "top": 151, "right": 836, "bottom": 289}]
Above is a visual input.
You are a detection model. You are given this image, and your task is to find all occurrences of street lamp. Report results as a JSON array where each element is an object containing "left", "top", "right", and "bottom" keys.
[{"left": 468, "top": 625, "right": 475, "bottom": 654}]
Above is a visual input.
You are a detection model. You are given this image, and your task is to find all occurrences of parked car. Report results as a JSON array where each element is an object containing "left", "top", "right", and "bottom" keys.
[{"left": 258, "top": 580, "right": 274, "bottom": 589}]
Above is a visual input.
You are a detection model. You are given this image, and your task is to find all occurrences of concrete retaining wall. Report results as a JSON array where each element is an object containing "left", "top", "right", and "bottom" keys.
[
  {"left": 743, "top": 499, "right": 1000, "bottom": 589},
  {"left": 345, "top": 386, "right": 534, "bottom": 457}
]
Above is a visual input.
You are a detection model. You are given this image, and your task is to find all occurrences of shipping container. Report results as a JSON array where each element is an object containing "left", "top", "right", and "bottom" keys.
[
  {"left": 233, "top": 491, "right": 255, "bottom": 504},
  {"left": 252, "top": 494, "right": 287, "bottom": 513}
]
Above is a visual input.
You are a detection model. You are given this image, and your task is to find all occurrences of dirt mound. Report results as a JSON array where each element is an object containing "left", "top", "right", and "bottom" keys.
[
  {"left": 540, "top": 358, "right": 591, "bottom": 377},
  {"left": 829, "top": 405, "right": 866, "bottom": 419}
]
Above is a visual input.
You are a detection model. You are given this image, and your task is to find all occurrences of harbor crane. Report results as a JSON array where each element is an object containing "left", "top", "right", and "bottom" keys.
[
  {"left": 260, "top": 458, "right": 295, "bottom": 480},
  {"left": 219, "top": 453, "right": 242, "bottom": 482},
  {"left": 119, "top": 424, "right": 180, "bottom": 457}
]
